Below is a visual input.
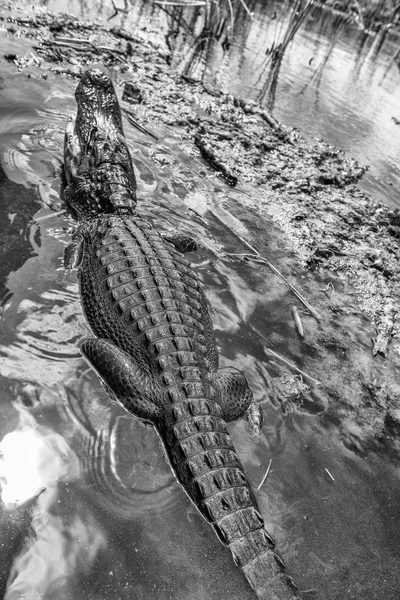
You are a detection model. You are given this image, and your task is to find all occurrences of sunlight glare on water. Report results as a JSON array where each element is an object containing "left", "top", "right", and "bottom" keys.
[{"left": 0, "top": 426, "right": 77, "bottom": 509}]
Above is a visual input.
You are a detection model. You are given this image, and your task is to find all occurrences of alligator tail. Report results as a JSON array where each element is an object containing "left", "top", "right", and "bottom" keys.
[{"left": 163, "top": 398, "right": 299, "bottom": 600}]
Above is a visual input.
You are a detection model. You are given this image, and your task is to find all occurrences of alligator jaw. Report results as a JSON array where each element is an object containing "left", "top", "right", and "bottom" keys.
[
  {"left": 63, "top": 69, "right": 137, "bottom": 218},
  {"left": 74, "top": 69, "right": 124, "bottom": 149}
]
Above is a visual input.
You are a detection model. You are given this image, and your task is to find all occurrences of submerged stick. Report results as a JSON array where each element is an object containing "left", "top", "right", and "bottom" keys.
[
  {"left": 265, "top": 348, "right": 321, "bottom": 385},
  {"left": 253, "top": 256, "right": 321, "bottom": 322},
  {"left": 257, "top": 459, "right": 272, "bottom": 491},
  {"left": 33, "top": 209, "right": 67, "bottom": 223},
  {"left": 225, "top": 230, "right": 321, "bottom": 321},
  {"left": 292, "top": 306, "right": 304, "bottom": 337},
  {"left": 225, "top": 243, "right": 321, "bottom": 322}
]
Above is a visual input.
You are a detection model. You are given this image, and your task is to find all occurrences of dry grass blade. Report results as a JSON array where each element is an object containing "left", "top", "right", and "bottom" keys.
[
  {"left": 265, "top": 348, "right": 321, "bottom": 385},
  {"left": 257, "top": 459, "right": 272, "bottom": 491}
]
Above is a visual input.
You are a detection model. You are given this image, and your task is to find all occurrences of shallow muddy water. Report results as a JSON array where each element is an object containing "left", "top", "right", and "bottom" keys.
[{"left": 0, "top": 3, "right": 400, "bottom": 600}]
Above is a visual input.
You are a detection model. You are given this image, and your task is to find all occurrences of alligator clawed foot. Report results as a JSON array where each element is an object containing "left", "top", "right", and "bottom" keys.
[
  {"left": 64, "top": 233, "right": 84, "bottom": 269},
  {"left": 246, "top": 402, "right": 264, "bottom": 436}
]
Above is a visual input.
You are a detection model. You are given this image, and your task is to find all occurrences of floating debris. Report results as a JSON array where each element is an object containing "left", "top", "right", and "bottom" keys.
[
  {"left": 292, "top": 305, "right": 304, "bottom": 337},
  {"left": 257, "top": 459, "right": 272, "bottom": 491},
  {"left": 33, "top": 209, "right": 67, "bottom": 223},
  {"left": 324, "top": 468, "right": 335, "bottom": 481}
]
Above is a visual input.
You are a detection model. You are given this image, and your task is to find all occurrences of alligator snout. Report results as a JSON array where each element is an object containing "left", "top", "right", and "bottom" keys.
[
  {"left": 77, "top": 68, "right": 115, "bottom": 97},
  {"left": 63, "top": 69, "right": 137, "bottom": 218},
  {"left": 85, "top": 69, "right": 110, "bottom": 87}
]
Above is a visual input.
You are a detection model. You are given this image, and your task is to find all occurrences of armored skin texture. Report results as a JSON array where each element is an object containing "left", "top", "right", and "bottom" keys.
[
  {"left": 63, "top": 69, "right": 137, "bottom": 218},
  {"left": 63, "top": 69, "right": 300, "bottom": 600}
]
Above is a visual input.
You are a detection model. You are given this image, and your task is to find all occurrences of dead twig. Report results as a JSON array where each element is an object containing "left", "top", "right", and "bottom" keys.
[
  {"left": 257, "top": 459, "right": 272, "bottom": 491},
  {"left": 225, "top": 232, "right": 321, "bottom": 322},
  {"left": 33, "top": 209, "right": 67, "bottom": 223},
  {"left": 122, "top": 108, "right": 159, "bottom": 140},
  {"left": 54, "top": 36, "right": 92, "bottom": 44},
  {"left": 155, "top": 1, "right": 206, "bottom": 5},
  {"left": 265, "top": 348, "right": 321, "bottom": 385},
  {"left": 292, "top": 306, "right": 304, "bottom": 337},
  {"left": 324, "top": 468, "right": 335, "bottom": 481},
  {"left": 42, "top": 39, "right": 95, "bottom": 51},
  {"left": 194, "top": 134, "right": 237, "bottom": 186}
]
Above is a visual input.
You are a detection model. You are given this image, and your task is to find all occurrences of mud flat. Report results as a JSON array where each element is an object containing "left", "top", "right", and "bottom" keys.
[{"left": 1, "top": 2, "right": 399, "bottom": 460}]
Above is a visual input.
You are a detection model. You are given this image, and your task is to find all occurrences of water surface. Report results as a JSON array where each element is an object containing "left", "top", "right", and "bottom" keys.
[{"left": 0, "top": 4, "right": 400, "bottom": 600}]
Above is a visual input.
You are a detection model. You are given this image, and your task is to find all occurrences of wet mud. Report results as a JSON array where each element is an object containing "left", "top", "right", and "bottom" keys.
[{"left": 1, "top": 2, "right": 400, "bottom": 464}]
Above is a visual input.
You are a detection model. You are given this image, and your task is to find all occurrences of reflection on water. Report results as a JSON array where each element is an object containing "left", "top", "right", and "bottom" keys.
[
  {"left": 105, "top": 0, "right": 400, "bottom": 209},
  {"left": 0, "top": 6, "right": 400, "bottom": 599}
]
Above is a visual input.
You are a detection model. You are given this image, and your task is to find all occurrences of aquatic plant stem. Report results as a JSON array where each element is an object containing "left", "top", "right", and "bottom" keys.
[
  {"left": 264, "top": 348, "right": 321, "bottom": 385},
  {"left": 225, "top": 232, "right": 321, "bottom": 322}
]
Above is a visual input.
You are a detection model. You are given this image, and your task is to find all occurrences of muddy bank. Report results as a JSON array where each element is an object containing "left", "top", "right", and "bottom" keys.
[{"left": 1, "top": 2, "right": 400, "bottom": 460}]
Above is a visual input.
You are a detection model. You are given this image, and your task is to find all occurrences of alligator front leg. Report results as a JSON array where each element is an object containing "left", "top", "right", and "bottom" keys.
[
  {"left": 80, "top": 337, "right": 162, "bottom": 424},
  {"left": 162, "top": 234, "right": 197, "bottom": 253},
  {"left": 213, "top": 367, "right": 263, "bottom": 434},
  {"left": 64, "top": 231, "right": 84, "bottom": 269},
  {"left": 64, "top": 116, "right": 80, "bottom": 185}
]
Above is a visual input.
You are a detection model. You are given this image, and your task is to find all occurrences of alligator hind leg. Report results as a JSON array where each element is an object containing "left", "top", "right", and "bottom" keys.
[
  {"left": 80, "top": 337, "right": 162, "bottom": 424},
  {"left": 213, "top": 367, "right": 263, "bottom": 434}
]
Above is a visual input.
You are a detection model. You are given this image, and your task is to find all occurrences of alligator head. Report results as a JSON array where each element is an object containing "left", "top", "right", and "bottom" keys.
[{"left": 63, "top": 69, "right": 137, "bottom": 219}]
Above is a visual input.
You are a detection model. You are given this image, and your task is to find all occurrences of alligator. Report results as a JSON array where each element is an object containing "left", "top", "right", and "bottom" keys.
[{"left": 62, "top": 69, "right": 300, "bottom": 600}]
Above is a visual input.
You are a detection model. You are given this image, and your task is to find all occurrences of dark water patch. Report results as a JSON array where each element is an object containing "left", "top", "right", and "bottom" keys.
[{"left": 0, "top": 162, "right": 41, "bottom": 305}]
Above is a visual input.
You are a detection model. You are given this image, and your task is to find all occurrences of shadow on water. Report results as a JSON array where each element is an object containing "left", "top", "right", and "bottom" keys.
[{"left": 0, "top": 163, "right": 41, "bottom": 307}]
